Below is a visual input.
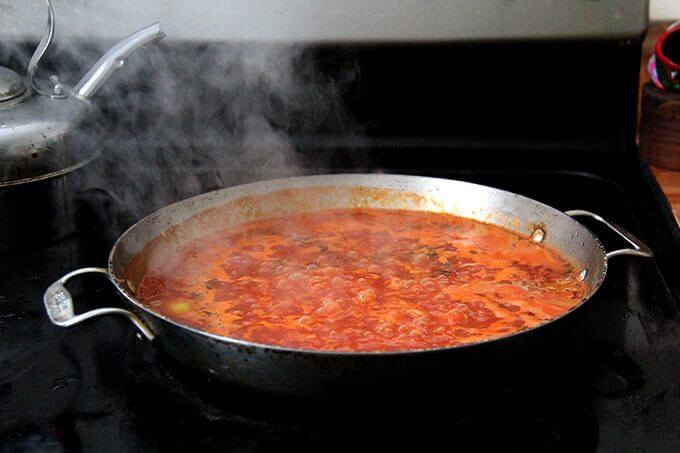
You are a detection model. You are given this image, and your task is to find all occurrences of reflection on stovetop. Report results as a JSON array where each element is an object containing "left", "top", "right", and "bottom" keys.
[
  {"left": 1, "top": 168, "right": 679, "bottom": 451},
  {"left": 120, "top": 339, "right": 599, "bottom": 452}
]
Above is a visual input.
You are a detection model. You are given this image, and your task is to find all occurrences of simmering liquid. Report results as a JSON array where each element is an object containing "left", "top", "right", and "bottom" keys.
[{"left": 134, "top": 208, "right": 586, "bottom": 352}]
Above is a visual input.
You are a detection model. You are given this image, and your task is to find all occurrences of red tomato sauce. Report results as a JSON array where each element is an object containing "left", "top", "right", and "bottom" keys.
[{"left": 134, "top": 208, "right": 586, "bottom": 352}]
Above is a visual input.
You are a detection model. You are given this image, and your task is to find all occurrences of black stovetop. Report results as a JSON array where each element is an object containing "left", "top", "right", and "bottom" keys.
[{"left": 1, "top": 160, "right": 679, "bottom": 452}]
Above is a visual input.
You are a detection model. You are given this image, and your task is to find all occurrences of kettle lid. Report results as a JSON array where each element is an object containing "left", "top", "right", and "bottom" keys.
[{"left": 0, "top": 67, "right": 26, "bottom": 102}]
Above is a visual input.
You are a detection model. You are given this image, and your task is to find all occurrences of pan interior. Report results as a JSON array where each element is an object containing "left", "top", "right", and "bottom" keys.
[{"left": 111, "top": 174, "right": 606, "bottom": 313}]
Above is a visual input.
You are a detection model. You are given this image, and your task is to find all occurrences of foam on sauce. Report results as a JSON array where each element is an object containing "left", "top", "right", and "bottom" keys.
[{"left": 133, "top": 208, "right": 586, "bottom": 352}]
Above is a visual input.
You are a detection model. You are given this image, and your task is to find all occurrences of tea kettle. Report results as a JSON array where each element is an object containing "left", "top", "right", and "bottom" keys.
[{"left": 0, "top": 0, "right": 164, "bottom": 187}]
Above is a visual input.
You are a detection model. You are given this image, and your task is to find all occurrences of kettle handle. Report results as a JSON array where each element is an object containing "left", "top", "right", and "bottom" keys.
[
  {"left": 25, "top": 1, "right": 164, "bottom": 101},
  {"left": 27, "top": 0, "right": 65, "bottom": 98}
]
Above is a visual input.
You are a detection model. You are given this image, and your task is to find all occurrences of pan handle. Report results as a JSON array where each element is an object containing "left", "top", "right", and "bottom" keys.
[
  {"left": 565, "top": 210, "right": 654, "bottom": 260},
  {"left": 43, "top": 267, "right": 155, "bottom": 340}
]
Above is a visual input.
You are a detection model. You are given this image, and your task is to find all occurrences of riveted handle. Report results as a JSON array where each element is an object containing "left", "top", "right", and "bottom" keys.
[
  {"left": 43, "top": 267, "right": 155, "bottom": 340},
  {"left": 565, "top": 210, "right": 654, "bottom": 260}
]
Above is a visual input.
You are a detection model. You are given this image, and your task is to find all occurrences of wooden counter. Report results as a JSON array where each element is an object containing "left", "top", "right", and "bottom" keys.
[{"left": 641, "top": 21, "right": 680, "bottom": 221}]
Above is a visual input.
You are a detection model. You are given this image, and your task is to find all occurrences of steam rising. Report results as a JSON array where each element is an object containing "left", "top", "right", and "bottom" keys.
[{"left": 1, "top": 2, "right": 361, "bottom": 238}]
